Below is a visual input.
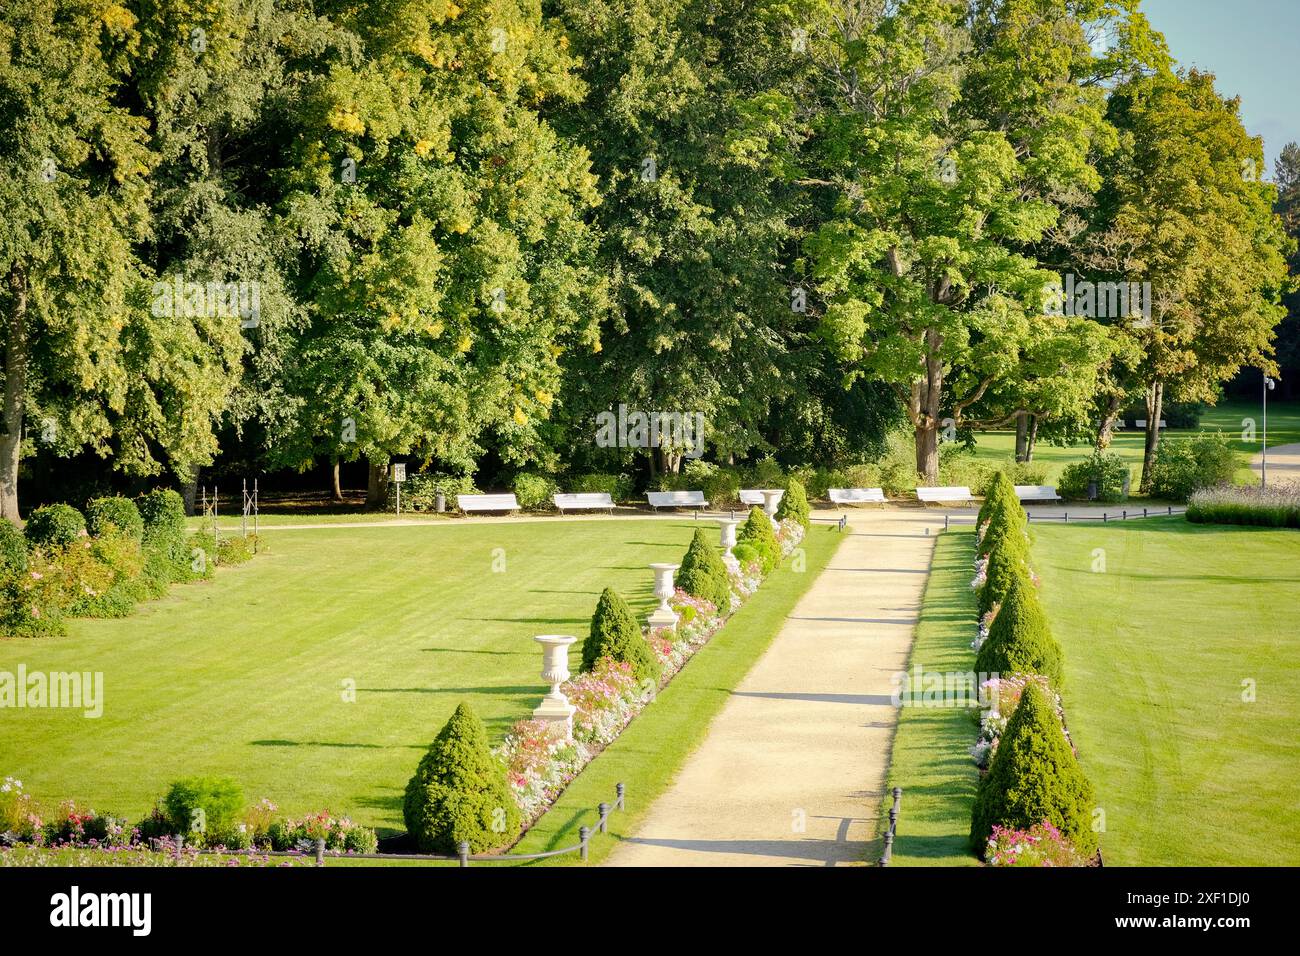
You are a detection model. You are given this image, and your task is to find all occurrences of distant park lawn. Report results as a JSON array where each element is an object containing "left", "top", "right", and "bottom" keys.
[
  {"left": 1033, "top": 518, "right": 1300, "bottom": 866},
  {"left": 0, "top": 519, "right": 729, "bottom": 833},
  {"left": 970, "top": 399, "right": 1300, "bottom": 486}
]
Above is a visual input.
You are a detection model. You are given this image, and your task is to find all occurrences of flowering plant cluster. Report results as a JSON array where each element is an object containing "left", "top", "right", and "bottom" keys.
[
  {"left": 985, "top": 820, "right": 1088, "bottom": 867},
  {"left": 265, "top": 810, "right": 378, "bottom": 854},
  {"left": 496, "top": 719, "right": 592, "bottom": 825},
  {"left": 776, "top": 518, "right": 805, "bottom": 557},
  {"left": 971, "top": 675, "right": 1073, "bottom": 768},
  {"left": 970, "top": 555, "right": 987, "bottom": 591}
]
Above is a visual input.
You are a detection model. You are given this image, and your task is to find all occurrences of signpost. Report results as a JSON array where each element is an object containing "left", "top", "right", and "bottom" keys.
[{"left": 392, "top": 463, "right": 407, "bottom": 514}]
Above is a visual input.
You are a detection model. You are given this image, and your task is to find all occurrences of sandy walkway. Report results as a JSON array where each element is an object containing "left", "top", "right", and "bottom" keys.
[
  {"left": 604, "top": 511, "right": 941, "bottom": 867},
  {"left": 1251, "top": 442, "right": 1300, "bottom": 486}
]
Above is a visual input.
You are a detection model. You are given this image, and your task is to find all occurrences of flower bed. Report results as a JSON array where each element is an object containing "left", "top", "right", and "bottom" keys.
[
  {"left": 985, "top": 820, "right": 1089, "bottom": 867},
  {"left": 494, "top": 519, "right": 806, "bottom": 832}
]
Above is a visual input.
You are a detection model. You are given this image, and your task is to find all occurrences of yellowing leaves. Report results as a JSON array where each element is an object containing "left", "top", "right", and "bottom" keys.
[
  {"left": 457, "top": 334, "right": 473, "bottom": 353},
  {"left": 414, "top": 139, "right": 436, "bottom": 158},
  {"left": 534, "top": 389, "right": 553, "bottom": 406},
  {"left": 98, "top": 3, "right": 137, "bottom": 35},
  {"left": 328, "top": 107, "right": 366, "bottom": 136},
  {"left": 512, "top": 407, "right": 527, "bottom": 426}
]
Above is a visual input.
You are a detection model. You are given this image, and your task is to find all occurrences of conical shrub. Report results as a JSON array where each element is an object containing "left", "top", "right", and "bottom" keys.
[
  {"left": 978, "top": 540, "right": 1031, "bottom": 618},
  {"left": 775, "top": 479, "right": 810, "bottom": 528},
  {"left": 977, "top": 499, "right": 1026, "bottom": 559},
  {"left": 970, "top": 682, "right": 1096, "bottom": 857},
  {"left": 737, "top": 505, "right": 780, "bottom": 573},
  {"left": 581, "top": 587, "right": 661, "bottom": 684},
  {"left": 975, "top": 575, "right": 1063, "bottom": 685},
  {"left": 676, "top": 528, "right": 731, "bottom": 612},
  {"left": 403, "top": 702, "right": 521, "bottom": 854},
  {"left": 978, "top": 471, "right": 1018, "bottom": 528}
]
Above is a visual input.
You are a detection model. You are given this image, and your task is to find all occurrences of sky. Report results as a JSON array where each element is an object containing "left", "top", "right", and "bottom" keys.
[{"left": 1140, "top": 0, "right": 1298, "bottom": 178}]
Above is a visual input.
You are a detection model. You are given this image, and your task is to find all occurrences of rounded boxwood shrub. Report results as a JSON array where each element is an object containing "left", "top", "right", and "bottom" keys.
[
  {"left": 975, "top": 575, "right": 1063, "bottom": 686},
  {"left": 404, "top": 702, "right": 521, "bottom": 853},
  {"left": 581, "top": 586, "right": 661, "bottom": 684},
  {"left": 138, "top": 489, "right": 192, "bottom": 582},
  {"left": 776, "top": 478, "right": 810, "bottom": 529},
  {"left": 85, "top": 496, "right": 145, "bottom": 541},
  {"left": 24, "top": 504, "right": 86, "bottom": 550},
  {"left": 676, "top": 528, "right": 731, "bottom": 611},
  {"left": 513, "top": 472, "right": 559, "bottom": 511},
  {"left": 162, "top": 777, "right": 245, "bottom": 845},
  {"left": 737, "top": 506, "right": 780, "bottom": 573},
  {"left": 0, "top": 520, "right": 27, "bottom": 574},
  {"left": 970, "top": 682, "right": 1096, "bottom": 856}
]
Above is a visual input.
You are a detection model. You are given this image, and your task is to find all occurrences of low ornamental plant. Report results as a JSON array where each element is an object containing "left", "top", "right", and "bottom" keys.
[
  {"left": 775, "top": 478, "right": 811, "bottom": 529},
  {"left": 675, "top": 527, "right": 732, "bottom": 611},
  {"left": 581, "top": 587, "right": 661, "bottom": 684},
  {"left": 985, "top": 820, "right": 1089, "bottom": 867},
  {"left": 1186, "top": 483, "right": 1300, "bottom": 528},
  {"left": 737, "top": 505, "right": 780, "bottom": 573}
]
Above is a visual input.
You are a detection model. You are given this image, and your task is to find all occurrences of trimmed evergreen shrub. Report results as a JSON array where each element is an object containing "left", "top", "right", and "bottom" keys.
[
  {"left": 1057, "top": 450, "right": 1129, "bottom": 502},
  {"left": 24, "top": 504, "right": 86, "bottom": 550},
  {"left": 978, "top": 471, "right": 1018, "bottom": 527},
  {"left": 776, "top": 478, "right": 811, "bottom": 528},
  {"left": 163, "top": 777, "right": 245, "bottom": 845},
  {"left": 737, "top": 506, "right": 780, "bottom": 573},
  {"left": 513, "top": 472, "right": 559, "bottom": 510},
  {"left": 581, "top": 587, "right": 661, "bottom": 683},
  {"left": 978, "top": 541, "right": 1032, "bottom": 618},
  {"left": 977, "top": 501, "right": 1027, "bottom": 559},
  {"left": 731, "top": 541, "right": 760, "bottom": 568},
  {"left": 139, "top": 489, "right": 193, "bottom": 583},
  {"left": 403, "top": 702, "right": 521, "bottom": 853},
  {"left": 970, "top": 682, "right": 1096, "bottom": 856},
  {"left": 975, "top": 575, "right": 1063, "bottom": 686},
  {"left": 676, "top": 528, "right": 731, "bottom": 611},
  {"left": 85, "top": 497, "right": 145, "bottom": 541},
  {"left": 0, "top": 521, "right": 26, "bottom": 574}
]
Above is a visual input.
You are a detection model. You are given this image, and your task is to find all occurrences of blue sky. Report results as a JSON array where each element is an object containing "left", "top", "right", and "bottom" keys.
[{"left": 1141, "top": 0, "right": 1298, "bottom": 178}]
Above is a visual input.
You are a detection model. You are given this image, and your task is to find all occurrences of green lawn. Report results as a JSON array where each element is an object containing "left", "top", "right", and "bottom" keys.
[
  {"left": 0, "top": 519, "right": 732, "bottom": 833},
  {"left": 515, "top": 525, "right": 843, "bottom": 865},
  {"left": 882, "top": 529, "right": 981, "bottom": 866},
  {"left": 1032, "top": 518, "right": 1300, "bottom": 866},
  {"left": 970, "top": 399, "right": 1300, "bottom": 486}
]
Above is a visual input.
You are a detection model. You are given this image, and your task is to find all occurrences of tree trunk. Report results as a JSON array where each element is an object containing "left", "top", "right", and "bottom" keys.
[
  {"left": 1, "top": 267, "right": 29, "bottom": 524},
  {"left": 1014, "top": 411, "right": 1029, "bottom": 462},
  {"left": 1139, "top": 381, "right": 1164, "bottom": 493},
  {"left": 914, "top": 422, "right": 939, "bottom": 485},
  {"left": 366, "top": 457, "right": 390, "bottom": 509},
  {"left": 1026, "top": 415, "right": 1039, "bottom": 461},
  {"left": 1096, "top": 394, "right": 1122, "bottom": 449},
  {"left": 181, "top": 464, "right": 201, "bottom": 516},
  {"left": 912, "top": 330, "right": 944, "bottom": 484},
  {"left": 330, "top": 456, "right": 343, "bottom": 502}
]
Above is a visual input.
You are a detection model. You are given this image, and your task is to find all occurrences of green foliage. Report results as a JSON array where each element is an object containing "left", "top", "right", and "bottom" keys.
[
  {"left": 24, "top": 505, "right": 86, "bottom": 550},
  {"left": 69, "top": 533, "right": 146, "bottom": 618},
  {"left": 970, "top": 683, "right": 1097, "bottom": 857},
  {"left": 513, "top": 473, "right": 560, "bottom": 511},
  {"left": 737, "top": 506, "right": 780, "bottom": 574},
  {"left": 686, "top": 461, "right": 742, "bottom": 510},
  {"left": 978, "top": 539, "right": 1032, "bottom": 619},
  {"left": 776, "top": 479, "right": 810, "bottom": 529},
  {"left": 0, "top": 521, "right": 26, "bottom": 574},
  {"left": 582, "top": 587, "right": 661, "bottom": 684},
  {"left": 403, "top": 702, "right": 521, "bottom": 854},
  {"left": 163, "top": 777, "right": 245, "bottom": 846},
  {"left": 938, "top": 447, "right": 996, "bottom": 496},
  {"left": 396, "top": 473, "right": 478, "bottom": 512},
  {"left": 977, "top": 502, "right": 1027, "bottom": 560},
  {"left": 138, "top": 489, "right": 193, "bottom": 583},
  {"left": 676, "top": 528, "right": 731, "bottom": 611},
  {"left": 976, "top": 576, "right": 1063, "bottom": 686},
  {"left": 217, "top": 535, "right": 256, "bottom": 565},
  {"left": 731, "top": 541, "right": 760, "bottom": 568},
  {"left": 1186, "top": 485, "right": 1300, "bottom": 528},
  {"left": 1058, "top": 451, "right": 1130, "bottom": 502},
  {"left": 1147, "top": 433, "right": 1238, "bottom": 502},
  {"left": 978, "top": 472, "right": 1018, "bottom": 527},
  {"left": 568, "top": 472, "right": 633, "bottom": 503},
  {"left": 85, "top": 497, "right": 145, "bottom": 542}
]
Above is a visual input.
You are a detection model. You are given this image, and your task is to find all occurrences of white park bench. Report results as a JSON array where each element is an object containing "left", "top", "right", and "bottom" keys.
[
  {"left": 1014, "top": 485, "right": 1060, "bottom": 503},
  {"left": 645, "top": 490, "right": 709, "bottom": 511},
  {"left": 916, "top": 486, "right": 974, "bottom": 506},
  {"left": 1134, "top": 419, "right": 1167, "bottom": 428},
  {"left": 458, "top": 493, "right": 520, "bottom": 515},
  {"left": 553, "top": 492, "right": 615, "bottom": 514},
  {"left": 739, "top": 488, "right": 784, "bottom": 507},
  {"left": 829, "top": 487, "right": 887, "bottom": 506}
]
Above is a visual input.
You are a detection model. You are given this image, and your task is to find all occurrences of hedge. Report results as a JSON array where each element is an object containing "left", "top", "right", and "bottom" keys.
[{"left": 24, "top": 504, "right": 86, "bottom": 549}]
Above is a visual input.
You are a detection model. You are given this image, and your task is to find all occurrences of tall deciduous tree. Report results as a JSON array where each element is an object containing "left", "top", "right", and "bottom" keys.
[
  {"left": 1093, "top": 69, "right": 1292, "bottom": 490},
  {"left": 0, "top": 1, "right": 152, "bottom": 521},
  {"left": 799, "top": 0, "right": 1128, "bottom": 481},
  {"left": 273, "top": 0, "right": 603, "bottom": 505}
]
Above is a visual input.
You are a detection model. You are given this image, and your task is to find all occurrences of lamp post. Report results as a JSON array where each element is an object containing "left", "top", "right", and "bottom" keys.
[{"left": 1262, "top": 374, "right": 1276, "bottom": 488}]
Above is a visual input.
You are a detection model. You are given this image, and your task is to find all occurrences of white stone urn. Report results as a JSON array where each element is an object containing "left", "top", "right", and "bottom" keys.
[
  {"left": 532, "top": 634, "right": 577, "bottom": 740},
  {"left": 647, "top": 562, "right": 680, "bottom": 632},
  {"left": 760, "top": 489, "right": 783, "bottom": 528},
  {"left": 717, "top": 518, "right": 740, "bottom": 573}
]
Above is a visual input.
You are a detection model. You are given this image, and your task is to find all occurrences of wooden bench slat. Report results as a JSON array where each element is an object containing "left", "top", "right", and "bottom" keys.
[
  {"left": 916, "top": 486, "right": 973, "bottom": 504},
  {"left": 553, "top": 492, "right": 615, "bottom": 512},
  {"left": 645, "top": 491, "right": 708, "bottom": 510},
  {"left": 828, "top": 487, "right": 886, "bottom": 504},
  {"left": 459, "top": 493, "right": 520, "bottom": 513}
]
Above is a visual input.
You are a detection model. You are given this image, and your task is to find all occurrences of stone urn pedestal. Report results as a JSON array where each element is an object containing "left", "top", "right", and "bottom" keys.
[
  {"left": 760, "top": 489, "right": 783, "bottom": 529},
  {"left": 717, "top": 518, "right": 741, "bottom": 574},
  {"left": 532, "top": 634, "right": 577, "bottom": 740},
  {"left": 646, "top": 562, "right": 680, "bottom": 633}
]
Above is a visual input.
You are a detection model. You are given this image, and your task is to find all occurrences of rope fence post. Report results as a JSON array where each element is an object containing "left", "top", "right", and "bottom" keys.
[
  {"left": 598, "top": 803, "right": 610, "bottom": 834},
  {"left": 616, "top": 782, "right": 625, "bottom": 811},
  {"left": 458, "top": 840, "right": 470, "bottom": 868},
  {"left": 878, "top": 787, "right": 903, "bottom": 866},
  {"left": 315, "top": 838, "right": 325, "bottom": 866},
  {"left": 579, "top": 826, "right": 590, "bottom": 862}
]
